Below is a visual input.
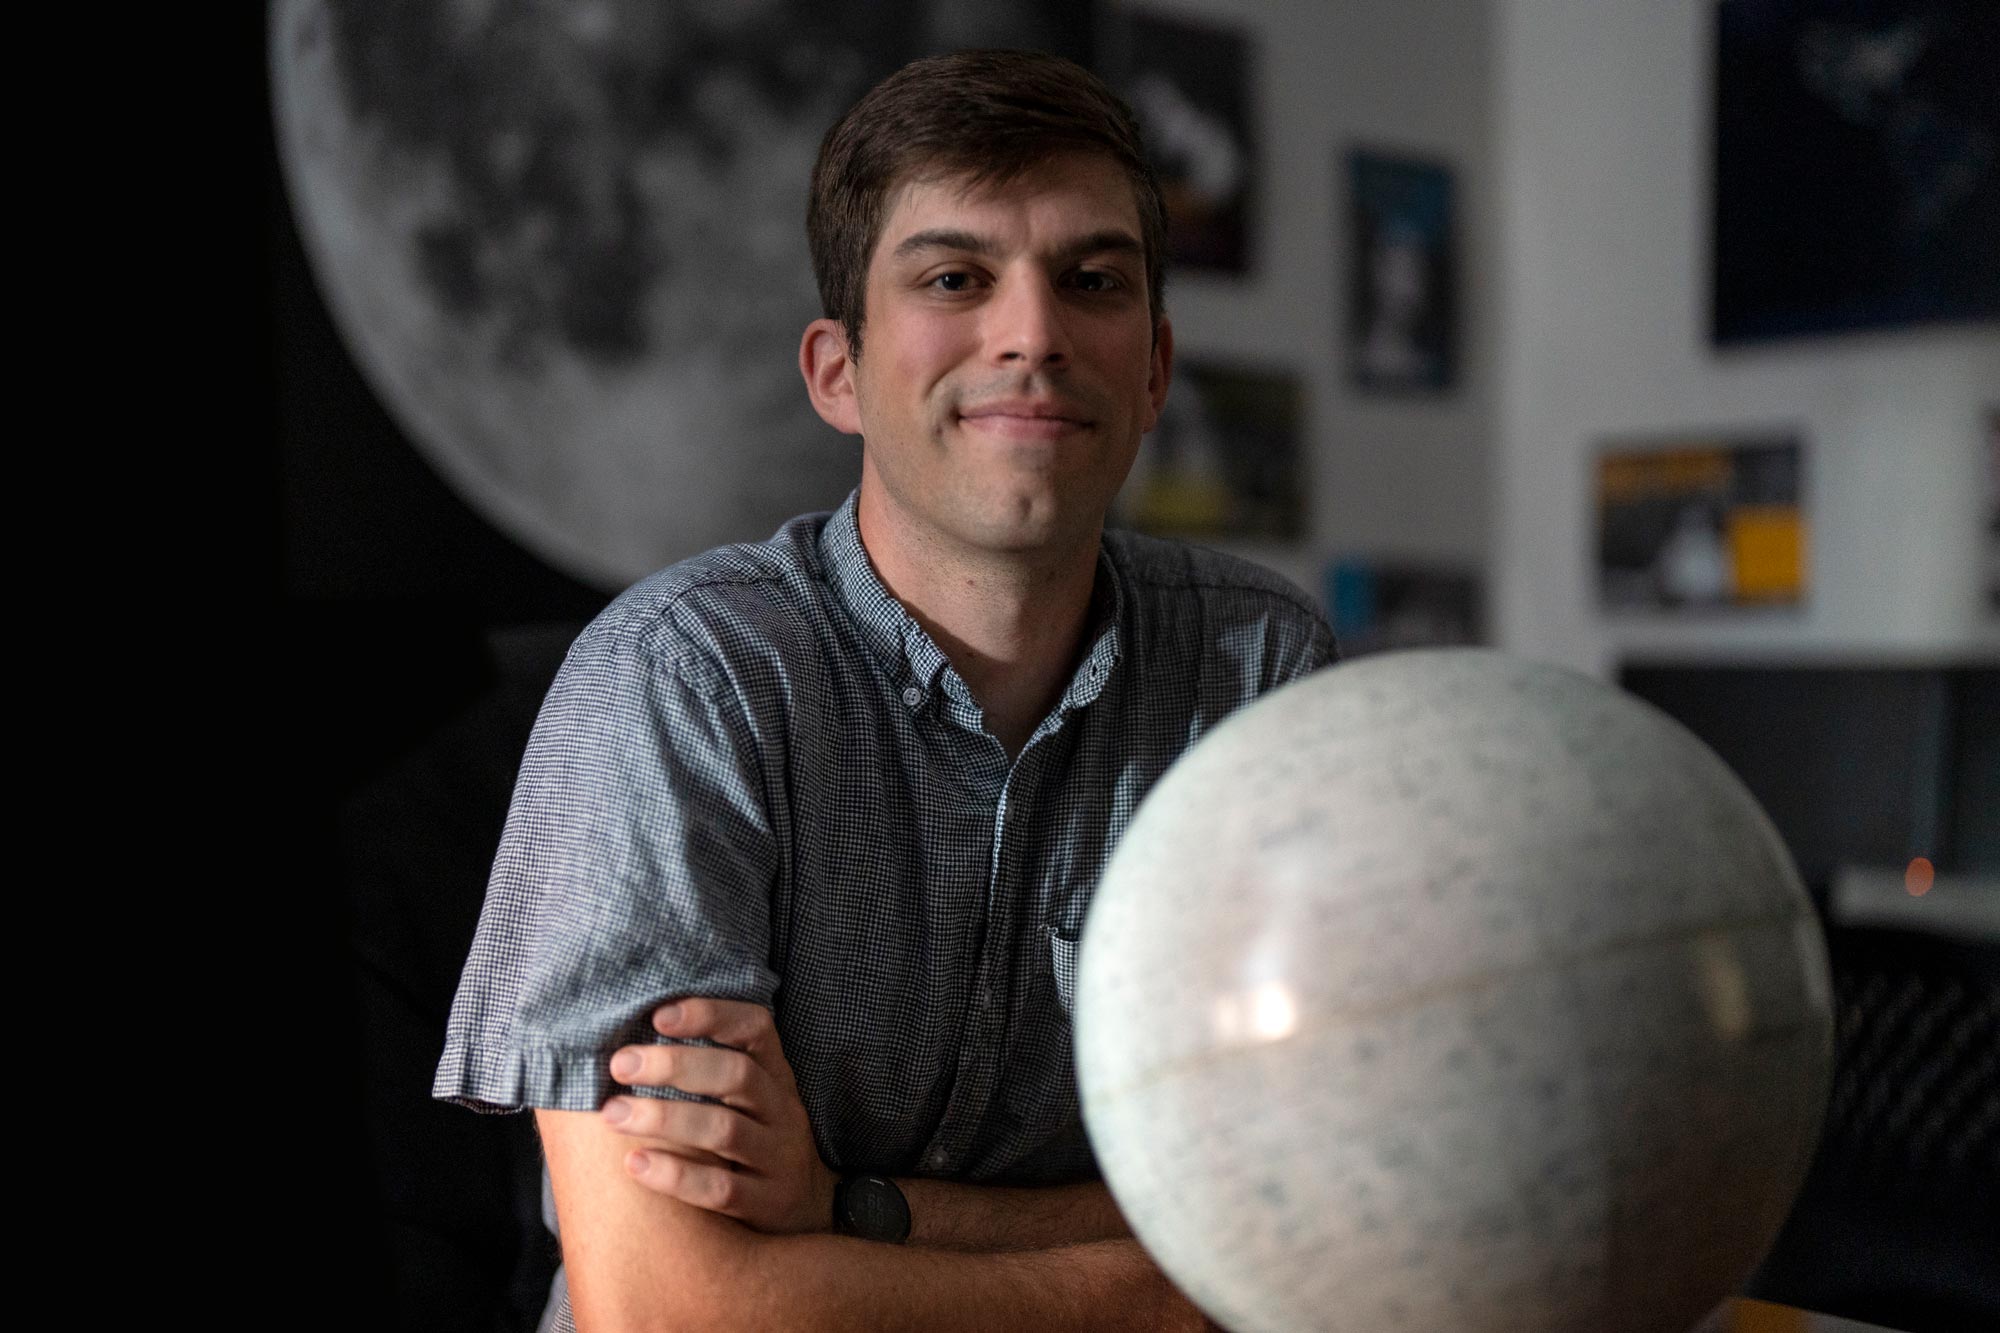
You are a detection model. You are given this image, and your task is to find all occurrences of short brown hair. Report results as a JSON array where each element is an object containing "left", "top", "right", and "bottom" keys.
[{"left": 808, "top": 49, "right": 1168, "bottom": 357}]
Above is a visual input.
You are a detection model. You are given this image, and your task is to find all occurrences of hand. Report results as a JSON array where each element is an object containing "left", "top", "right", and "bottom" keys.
[{"left": 601, "top": 998, "right": 838, "bottom": 1235}]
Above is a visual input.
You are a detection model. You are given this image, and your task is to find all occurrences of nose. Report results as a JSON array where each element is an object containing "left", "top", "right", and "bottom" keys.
[{"left": 985, "top": 271, "right": 1072, "bottom": 369}]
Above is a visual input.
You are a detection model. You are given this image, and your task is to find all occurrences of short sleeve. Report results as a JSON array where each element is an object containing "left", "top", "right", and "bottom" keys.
[
  {"left": 1316, "top": 617, "right": 1338, "bottom": 668},
  {"left": 432, "top": 615, "right": 781, "bottom": 1113},
  {"left": 1264, "top": 601, "right": 1338, "bottom": 693}
]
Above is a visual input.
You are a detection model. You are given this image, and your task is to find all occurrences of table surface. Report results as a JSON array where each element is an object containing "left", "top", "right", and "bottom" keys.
[{"left": 1712, "top": 1297, "right": 1907, "bottom": 1333}]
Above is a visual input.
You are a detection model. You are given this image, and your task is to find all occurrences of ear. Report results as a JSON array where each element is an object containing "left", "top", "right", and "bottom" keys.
[
  {"left": 1141, "top": 315, "right": 1174, "bottom": 434},
  {"left": 800, "top": 318, "right": 862, "bottom": 436}
]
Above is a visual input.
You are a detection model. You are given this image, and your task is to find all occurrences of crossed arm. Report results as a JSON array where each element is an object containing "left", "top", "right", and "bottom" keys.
[{"left": 541, "top": 998, "right": 1212, "bottom": 1332}]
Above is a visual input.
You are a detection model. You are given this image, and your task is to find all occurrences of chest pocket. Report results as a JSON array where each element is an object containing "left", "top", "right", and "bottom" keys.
[{"left": 1044, "top": 923, "right": 1081, "bottom": 1019}]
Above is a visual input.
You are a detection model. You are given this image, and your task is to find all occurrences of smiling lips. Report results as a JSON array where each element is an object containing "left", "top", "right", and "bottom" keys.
[{"left": 955, "top": 398, "right": 1093, "bottom": 440}]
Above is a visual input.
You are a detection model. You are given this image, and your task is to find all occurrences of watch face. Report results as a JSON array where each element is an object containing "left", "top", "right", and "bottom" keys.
[{"left": 842, "top": 1175, "right": 910, "bottom": 1243}]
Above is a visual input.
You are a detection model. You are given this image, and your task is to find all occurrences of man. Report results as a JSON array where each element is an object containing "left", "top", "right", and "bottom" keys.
[{"left": 436, "top": 49, "right": 1334, "bottom": 1331}]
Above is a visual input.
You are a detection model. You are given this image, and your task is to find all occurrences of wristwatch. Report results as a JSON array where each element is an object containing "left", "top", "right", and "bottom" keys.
[{"left": 832, "top": 1173, "right": 911, "bottom": 1243}]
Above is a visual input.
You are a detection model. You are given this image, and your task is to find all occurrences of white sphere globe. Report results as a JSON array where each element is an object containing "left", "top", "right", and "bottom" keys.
[{"left": 1075, "top": 649, "right": 1832, "bottom": 1333}]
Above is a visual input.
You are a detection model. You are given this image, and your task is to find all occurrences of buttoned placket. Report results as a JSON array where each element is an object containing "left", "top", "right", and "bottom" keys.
[
  {"left": 915, "top": 621, "right": 1123, "bottom": 1175},
  {"left": 919, "top": 720, "right": 1056, "bottom": 1173},
  {"left": 878, "top": 543, "right": 1123, "bottom": 1176}
]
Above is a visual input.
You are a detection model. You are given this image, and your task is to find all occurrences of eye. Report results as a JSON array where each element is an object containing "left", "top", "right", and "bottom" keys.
[
  {"left": 1069, "top": 269, "right": 1122, "bottom": 293},
  {"left": 929, "top": 270, "right": 978, "bottom": 293}
]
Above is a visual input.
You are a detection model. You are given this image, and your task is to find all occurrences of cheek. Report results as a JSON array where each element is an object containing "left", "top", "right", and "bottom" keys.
[
  {"left": 861, "top": 331, "right": 961, "bottom": 434},
  {"left": 1095, "top": 321, "right": 1158, "bottom": 386},
  {"left": 892, "top": 317, "right": 971, "bottom": 389}
]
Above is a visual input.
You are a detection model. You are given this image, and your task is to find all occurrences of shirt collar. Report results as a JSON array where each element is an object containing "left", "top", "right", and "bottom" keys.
[
  {"left": 1058, "top": 548, "right": 1124, "bottom": 714},
  {"left": 816, "top": 491, "right": 902, "bottom": 675},
  {"left": 817, "top": 489, "right": 1127, "bottom": 711}
]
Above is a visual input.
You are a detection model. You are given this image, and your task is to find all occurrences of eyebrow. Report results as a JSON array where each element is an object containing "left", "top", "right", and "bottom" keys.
[{"left": 890, "top": 227, "right": 1144, "bottom": 265}]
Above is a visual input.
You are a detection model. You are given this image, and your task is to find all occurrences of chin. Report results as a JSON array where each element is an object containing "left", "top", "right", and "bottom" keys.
[{"left": 971, "top": 499, "right": 1100, "bottom": 555}]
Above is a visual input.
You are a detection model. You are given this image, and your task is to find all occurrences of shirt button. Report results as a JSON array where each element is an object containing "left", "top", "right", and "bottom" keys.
[
  {"left": 902, "top": 685, "right": 922, "bottom": 708},
  {"left": 925, "top": 1147, "right": 949, "bottom": 1171}
]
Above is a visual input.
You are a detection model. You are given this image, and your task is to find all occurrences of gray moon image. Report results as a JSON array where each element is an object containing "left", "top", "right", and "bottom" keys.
[{"left": 270, "top": 0, "right": 1087, "bottom": 588}]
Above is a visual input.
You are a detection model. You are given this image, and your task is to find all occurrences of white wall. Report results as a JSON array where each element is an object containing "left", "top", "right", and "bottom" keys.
[
  {"left": 1143, "top": 0, "right": 1497, "bottom": 600},
  {"left": 1493, "top": 0, "right": 2000, "bottom": 676}
]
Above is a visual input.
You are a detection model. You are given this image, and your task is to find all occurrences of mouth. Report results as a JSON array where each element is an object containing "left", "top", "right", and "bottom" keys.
[{"left": 955, "top": 399, "right": 1094, "bottom": 440}]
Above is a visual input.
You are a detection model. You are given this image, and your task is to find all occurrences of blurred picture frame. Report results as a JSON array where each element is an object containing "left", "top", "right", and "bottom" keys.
[
  {"left": 1712, "top": 0, "right": 2000, "bottom": 343},
  {"left": 1597, "top": 434, "right": 1808, "bottom": 614},
  {"left": 1110, "top": 9, "right": 1255, "bottom": 273},
  {"left": 1325, "top": 558, "right": 1483, "bottom": 658},
  {"left": 1346, "top": 149, "right": 1457, "bottom": 393},
  {"left": 1117, "top": 360, "right": 1305, "bottom": 541}
]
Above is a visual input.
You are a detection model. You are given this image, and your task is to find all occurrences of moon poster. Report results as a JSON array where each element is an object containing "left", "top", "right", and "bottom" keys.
[
  {"left": 1597, "top": 435, "right": 1808, "bottom": 613},
  {"left": 270, "top": 0, "right": 1092, "bottom": 589}
]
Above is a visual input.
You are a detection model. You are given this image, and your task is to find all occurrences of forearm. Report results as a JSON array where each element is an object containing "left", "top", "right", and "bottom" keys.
[
  {"left": 723, "top": 1230, "right": 1204, "bottom": 1333},
  {"left": 896, "top": 1176, "right": 1132, "bottom": 1250},
  {"left": 544, "top": 1109, "right": 1205, "bottom": 1333}
]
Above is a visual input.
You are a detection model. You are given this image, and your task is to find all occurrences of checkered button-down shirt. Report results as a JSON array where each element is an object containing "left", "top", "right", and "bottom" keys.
[{"left": 435, "top": 489, "right": 1334, "bottom": 1187}]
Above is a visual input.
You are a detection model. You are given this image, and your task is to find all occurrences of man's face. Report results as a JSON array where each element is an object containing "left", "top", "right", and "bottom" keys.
[{"left": 810, "top": 153, "right": 1172, "bottom": 566}]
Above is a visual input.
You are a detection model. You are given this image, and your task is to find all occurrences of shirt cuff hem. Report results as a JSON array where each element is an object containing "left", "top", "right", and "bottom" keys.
[{"left": 431, "top": 1036, "right": 620, "bottom": 1114}]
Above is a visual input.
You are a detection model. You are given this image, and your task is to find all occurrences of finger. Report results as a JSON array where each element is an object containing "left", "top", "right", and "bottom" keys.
[
  {"left": 608, "top": 1041, "right": 764, "bottom": 1103},
  {"left": 652, "top": 998, "right": 782, "bottom": 1060},
  {"left": 602, "top": 1096, "right": 769, "bottom": 1166},
  {"left": 624, "top": 1148, "right": 767, "bottom": 1219}
]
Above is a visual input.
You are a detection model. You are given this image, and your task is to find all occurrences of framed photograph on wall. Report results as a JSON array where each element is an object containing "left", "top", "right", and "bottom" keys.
[
  {"left": 1116, "top": 360, "right": 1304, "bottom": 541},
  {"left": 1346, "top": 149, "right": 1456, "bottom": 393},
  {"left": 1597, "top": 434, "right": 1807, "bottom": 613},
  {"left": 1110, "top": 9, "right": 1255, "bottom": 273},
  {"left": 1324, "top": 558, "right": 1483, "bottom": 657},
  {"left": 1712, "top": 0, "right": 2000, "bottom": 343}
]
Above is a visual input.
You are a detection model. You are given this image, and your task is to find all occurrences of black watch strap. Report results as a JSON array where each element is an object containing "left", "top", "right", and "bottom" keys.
[{"left": 832, "top": 1174, "right": 912, "bottom": 1243}]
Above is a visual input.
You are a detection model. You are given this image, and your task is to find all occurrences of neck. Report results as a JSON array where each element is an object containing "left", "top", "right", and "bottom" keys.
[{"left": 855, "top": 490, "right": 1103, "bottom": 760}]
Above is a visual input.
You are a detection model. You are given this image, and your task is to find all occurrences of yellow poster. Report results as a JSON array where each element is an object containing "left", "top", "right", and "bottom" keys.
[{"left": 1597, "top": 436, "right": 1806, "bottom": 611}]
